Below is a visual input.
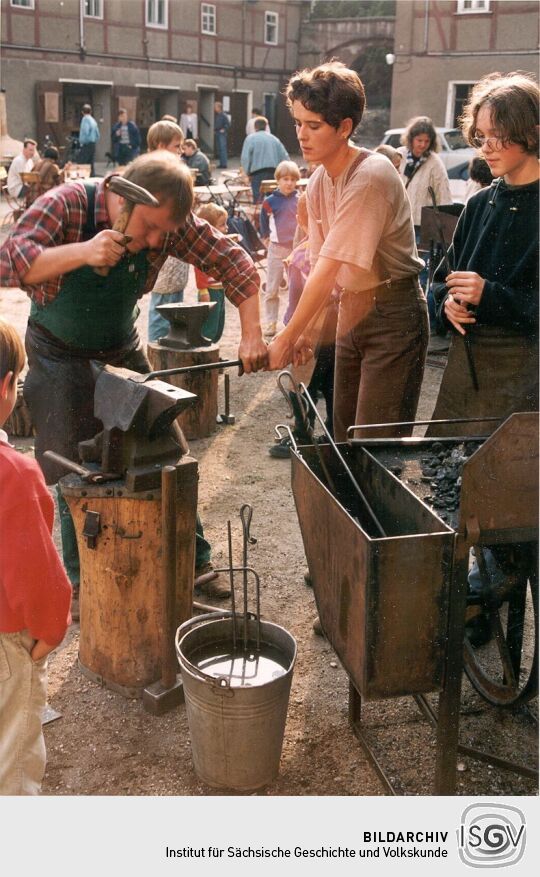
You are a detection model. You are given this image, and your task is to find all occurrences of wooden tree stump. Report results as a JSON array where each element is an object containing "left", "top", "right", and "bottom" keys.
[
  {"left": 61, "top": 456, "right": 198, "bottom": 697},
  {"left": 147, "top": 342, "right": 219, "bottom": 440}
]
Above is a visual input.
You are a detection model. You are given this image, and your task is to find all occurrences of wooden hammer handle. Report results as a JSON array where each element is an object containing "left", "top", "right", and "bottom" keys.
[{"left": 94, "top": 203, "right": 133, "bottom": 278}]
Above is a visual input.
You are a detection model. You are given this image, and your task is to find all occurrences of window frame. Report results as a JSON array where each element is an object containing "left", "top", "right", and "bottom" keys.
[
  {"left": 10, "top": 0, "right": 35, "bottom": 9},
  {"left": 264, "top": 10, "right": 279, "bottom": 46},
  {"left": 201, "top": 3, "right": 217, "bottom": 36},
  {"left": 456, "top": 0, "right": 491, "bottom": 14},
  {"left": 84, "top": 0, "right": 103, "bottom": 19},
  {"left": 145, "top": 0, "right": 168, "bottom": 30}
]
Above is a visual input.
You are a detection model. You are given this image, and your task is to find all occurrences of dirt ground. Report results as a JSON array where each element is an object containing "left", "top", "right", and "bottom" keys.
[{"left": 0, "top": 268, "right": 537, "bottom": 798}]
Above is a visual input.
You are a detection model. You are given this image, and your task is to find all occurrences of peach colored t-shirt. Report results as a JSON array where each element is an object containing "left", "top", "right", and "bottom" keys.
[{"left": 306, "top": 150, "right": 424, "bottom": 293}]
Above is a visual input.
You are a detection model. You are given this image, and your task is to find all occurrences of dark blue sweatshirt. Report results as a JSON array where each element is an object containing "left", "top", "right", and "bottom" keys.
[
  {"left": 260, "top": 190, "right": 299, "bottom": 247},
  {"left": 434, "top": 178, "right": 538, "bottom": 337}
]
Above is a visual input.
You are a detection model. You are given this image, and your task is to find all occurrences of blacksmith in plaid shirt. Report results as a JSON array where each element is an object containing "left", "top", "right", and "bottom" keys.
[
  {"left": 0, "top": 151, "right": 267, "bottom": 600},
  {"left": 0, "top": 153, "right": 266, "bottom": 370}
]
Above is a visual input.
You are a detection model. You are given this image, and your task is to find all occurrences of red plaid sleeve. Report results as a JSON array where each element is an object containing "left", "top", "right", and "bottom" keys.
[
  {"left": 159, "top": 213, "right": 260, "bottom": 307},
  {"left": 0, "top": 183, "right": 88, "bottom": 305}
]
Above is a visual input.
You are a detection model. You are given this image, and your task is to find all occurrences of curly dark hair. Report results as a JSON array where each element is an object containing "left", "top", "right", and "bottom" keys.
[
  {"left": 285, "top": 60, "right": 365, "bottom": 132},
  {"left": 460, "top": 71, "right": 539, "bottom": 156}
]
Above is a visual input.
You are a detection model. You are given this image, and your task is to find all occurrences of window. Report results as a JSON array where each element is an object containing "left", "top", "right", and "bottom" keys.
[
  {"left": 84, "top": 0, "right": 103, "bottom": 18},
  {"left": 264, "top": 11, "right": 278, "bottom": 45},
  {"left": 146, "top": 0, "right": 168, "bottom": 28},
  {"left": 201, "top": 3, "right": 216, "bottom": 35},
  {"left": 457, "top": 0, "right": 490, "bottom": 12},
  {"left": 445, "top": 81, "right": 475, "bottom": 127},
  {"left": 11, "top": 0, "right": 35, "bottom": 8}
]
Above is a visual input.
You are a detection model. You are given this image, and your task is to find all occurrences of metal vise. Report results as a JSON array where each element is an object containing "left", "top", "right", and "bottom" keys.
[
  {"left": 76, "top": 362, "right": 196, "bottom": 491},
  {"left": 156, "top": 301, "right": 216, "bottom": 350}
]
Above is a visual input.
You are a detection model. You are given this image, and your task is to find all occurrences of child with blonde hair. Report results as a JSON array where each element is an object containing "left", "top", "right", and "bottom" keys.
[
  {"left": 259, "top": 159, "right": 300, "bottom": 337},
  {"left": 146, "top": 121, "right": 189, "bottom": 342}
]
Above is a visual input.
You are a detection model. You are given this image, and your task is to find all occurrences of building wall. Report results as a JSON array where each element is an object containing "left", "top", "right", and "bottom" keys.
[
  {"left": 390, "top": 1, "right": 539, "bottom": 127},
  {"left": 0, "top": 0, "right": 306, "bottom": 156}
]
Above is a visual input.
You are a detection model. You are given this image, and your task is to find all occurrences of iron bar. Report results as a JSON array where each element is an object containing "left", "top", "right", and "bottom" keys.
[{"left": 300, "top": 384, "right": 387, "bottom": 538}]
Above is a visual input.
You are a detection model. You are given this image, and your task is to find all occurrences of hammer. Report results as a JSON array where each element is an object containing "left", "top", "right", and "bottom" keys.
[{"left": 94, "top": 176, "right": 159, "bottom": 277}]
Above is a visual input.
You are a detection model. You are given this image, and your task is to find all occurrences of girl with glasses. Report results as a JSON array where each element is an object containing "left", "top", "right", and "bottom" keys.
[{"left": 430, "top": 70, "right": 539, "bottom": 435}]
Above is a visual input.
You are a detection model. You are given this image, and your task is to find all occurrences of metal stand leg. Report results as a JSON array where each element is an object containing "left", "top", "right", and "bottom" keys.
[
  {"left": 217, "top": 372, "right": 235, "bottom": 425},
  {"left": 348, "top": 679, "right": 397, "bottom": 795},
  {"left": 434, "top": 548, "right": 468, "bottom": 794}
]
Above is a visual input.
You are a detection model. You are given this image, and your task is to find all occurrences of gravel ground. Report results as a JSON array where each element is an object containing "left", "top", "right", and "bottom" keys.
[{"left": 0, "top": 255, "right": 537, "bottom": 800}]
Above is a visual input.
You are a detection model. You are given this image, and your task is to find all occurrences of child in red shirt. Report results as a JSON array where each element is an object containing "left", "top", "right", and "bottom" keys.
[{"left": 0, "top": 319, "right": 72, "bottom": 794}]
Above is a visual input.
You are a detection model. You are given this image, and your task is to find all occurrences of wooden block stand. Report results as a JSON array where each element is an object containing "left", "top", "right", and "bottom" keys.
[
  {"left": 61, "top": 456, "right": 198, "bottom": 698},
  {"left": 147, "top": 342, "right": 219, "bottom": 440}
]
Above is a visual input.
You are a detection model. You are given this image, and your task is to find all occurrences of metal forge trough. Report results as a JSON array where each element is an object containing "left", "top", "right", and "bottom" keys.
[{"left": 290, "top": 412, "right": 538, "bottom": 794}]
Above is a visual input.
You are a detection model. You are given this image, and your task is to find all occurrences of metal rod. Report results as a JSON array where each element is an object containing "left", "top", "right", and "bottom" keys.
[
  {"left": 455, "top": 744, "right": 538, "bottom": 780},
  {"left": 161, "top": 465, "right": 177, "bottom": 689},
  {"left": 224, "top": 372, "right": 231, "bottom": 417},
  {"left": 347, "top": 416, "right": 502, "bottom": 437},
  {"left": 349, "top": 717, "right": 399, "bottom": 796},
  {"left": 300, "top": 384, "right": 387, "bottom": 538},
  {"left": 193, "top": 600, "right": 222, "bottom": 614},
  {"left": 240, "top": 505, "right": 257, "bottom": 650},
  {"left": 276, "top": 372, "right": 340, "bottom": 498},
  {"left": 134, "top": 359, "right": 242, "bottom": 382},
  {"left": 227, "top": 520, "right": 237, "bottom": 651},
  {"left": 213, "top": 566, "right": 261, "bottom": 652},
  {"left": 43, "top": 450, "right": 105, "bottom": 482},
  {"left": 427, "top": 185, "right": 478, "bottom": 391}
]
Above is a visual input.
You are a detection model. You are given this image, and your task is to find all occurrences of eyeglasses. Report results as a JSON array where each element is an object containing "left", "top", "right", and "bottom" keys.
[{"left": 470, "top": 134, "right": 508, "bottom": 151}]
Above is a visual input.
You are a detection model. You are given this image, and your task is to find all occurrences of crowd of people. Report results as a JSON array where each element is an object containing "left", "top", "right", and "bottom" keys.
[{"left": 0, "top": 62, "right": 538, "bottom": 796}]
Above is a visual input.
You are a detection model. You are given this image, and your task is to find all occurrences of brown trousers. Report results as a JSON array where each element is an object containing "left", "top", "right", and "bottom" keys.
[{"left": 333, "top": 278, "right": 429, "bottom": 441}]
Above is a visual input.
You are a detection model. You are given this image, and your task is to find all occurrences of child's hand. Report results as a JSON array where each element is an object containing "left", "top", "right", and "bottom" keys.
[
  {"left": 30, "top": 638, "right": 56, "bottom": 662},
  {"left": 198, "top": 289, "right": 210, "bottom": 302}
]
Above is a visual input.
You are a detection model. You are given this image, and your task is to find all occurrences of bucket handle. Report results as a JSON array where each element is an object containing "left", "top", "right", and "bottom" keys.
[{"left": 175, "top": 610, "right": 257, "bottom": 690}]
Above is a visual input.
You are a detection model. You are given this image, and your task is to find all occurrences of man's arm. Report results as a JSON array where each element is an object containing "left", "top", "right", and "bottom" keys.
[
  {"left": 237, "top": 294, "right": 268, "bottom": 373},
  {"left": 22, "top": 232, "right": 127, "bottom": 284},
  {"left": 268, "top": 255, "right": 340, "bottom": 370},
  {"left": 166, "top": 215, "right": 267, "bottom": 372},
  {"left": 0, "top": 184, "right": 127, "bottom": 290}
]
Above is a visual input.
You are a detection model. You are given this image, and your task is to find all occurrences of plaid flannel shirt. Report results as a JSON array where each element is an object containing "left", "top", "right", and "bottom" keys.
[{"left": 0, "top": 179, "right": 259, "bottom": 308}]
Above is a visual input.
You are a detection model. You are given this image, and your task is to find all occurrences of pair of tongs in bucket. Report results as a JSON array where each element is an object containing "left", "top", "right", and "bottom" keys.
[
  {"left": 275, "top": 371, "right": 386, "bottom": 538},
  {"left": 212, "top": 504, "right": 261, "bottom": 652}
]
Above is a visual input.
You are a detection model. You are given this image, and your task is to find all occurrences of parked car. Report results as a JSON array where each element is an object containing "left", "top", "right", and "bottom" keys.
[{"left": 379, "top": 127, "right": 476, "bottom": 173}]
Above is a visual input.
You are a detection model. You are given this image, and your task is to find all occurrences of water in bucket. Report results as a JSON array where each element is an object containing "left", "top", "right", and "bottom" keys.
[{"left": 192, "top": 640, "right": 289, "bottom": 687}]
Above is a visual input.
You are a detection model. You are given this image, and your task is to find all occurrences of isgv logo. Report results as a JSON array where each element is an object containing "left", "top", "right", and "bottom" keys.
[{"left": 458, "top": 803, "right": 526, "bottom": 868}]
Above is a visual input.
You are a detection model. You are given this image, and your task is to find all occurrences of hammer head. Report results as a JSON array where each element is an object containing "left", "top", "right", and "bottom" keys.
[{"left": 105, "top": 175, "right": 159, "bottom": 207}]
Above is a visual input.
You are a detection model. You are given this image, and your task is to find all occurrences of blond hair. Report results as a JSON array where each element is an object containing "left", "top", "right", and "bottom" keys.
[
  {"left": 275, "top": 160, "right": 300, "bottom": 181},
  {"left": 0, "top": 319, "right": 25, "bottom": 386},
  {"left": 147, "top": 120, "right": 184, "bottom": 151},
  {"left": 196, "top": 202, "right": 228, "bottom": 227}
]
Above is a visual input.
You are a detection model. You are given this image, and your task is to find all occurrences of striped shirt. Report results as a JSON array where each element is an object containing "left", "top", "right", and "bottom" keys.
[{"left": 0, "top": 178, "right": 259, "bottom": 308}]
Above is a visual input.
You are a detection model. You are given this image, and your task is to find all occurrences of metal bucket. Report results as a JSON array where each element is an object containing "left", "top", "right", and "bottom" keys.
[{"left": 176, "top": 611, "right": 296, "bottom": 791}]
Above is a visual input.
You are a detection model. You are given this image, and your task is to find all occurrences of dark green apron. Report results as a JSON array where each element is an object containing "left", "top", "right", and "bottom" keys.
[{"left": 29, "top": 252, "right": 148, "bottom": 350}]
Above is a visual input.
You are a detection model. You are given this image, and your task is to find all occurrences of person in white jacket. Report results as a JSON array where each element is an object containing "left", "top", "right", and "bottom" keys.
[
  {"left": 398, "top": 116, "right": 453, "bottom": 321},
  {"left": 398, "top": 116, "right": 453, "bottom": 228}
]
